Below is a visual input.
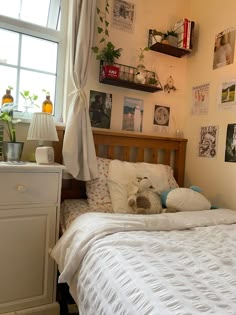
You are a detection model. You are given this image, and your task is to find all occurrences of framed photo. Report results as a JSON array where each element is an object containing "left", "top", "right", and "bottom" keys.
[
  {"left": 89, "top": 90, "right": 112, "bottom": 129},
  {"left": 153, "top": 105, "right": 170, "bottom": 126},
  {"left": 198, "top": 126, "right": 218, "bottom": 158},
  {"left": 218, "top": 80, "right": 236, "bottom": 109},
  {"left": 225, "top": 123, "right": 236, "bottom": 162},
  {"left": 213, "top": 28, "right": 236, "bottom": 70},
  {"left": 112, "top": 0, "right": 136, "bottom": 33},
  {"left": 122, "top": 96, "right": 143, "bottom": 132}
]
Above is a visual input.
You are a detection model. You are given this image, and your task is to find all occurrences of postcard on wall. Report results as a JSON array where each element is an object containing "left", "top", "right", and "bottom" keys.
[
  {"left": 111, "top": 0, "right": 136, "bottom": 33},
  {"left": 122, "top": 96, "right": 143, "bottom": 132},
  {"left": 213, "top": 27, "right": 236, "bottom": 70},
  {"left": 218, "top": 80, "right": 236, "bottom": 109},
  {"left": 191, "top": 83, "right": 209, "bottom": 115},
  {"left": 225, "top": 123, "right": 236, "bottom": 162},
  {"left": 198, "top": 125, "right": 218, "bottom": 158},
  {"left": 89, "top": 90, "right": 112, "bottom": 129}
]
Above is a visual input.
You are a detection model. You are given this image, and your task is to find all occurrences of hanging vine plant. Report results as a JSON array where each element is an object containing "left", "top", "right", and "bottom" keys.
[{"left": 92, "top": 0, "right": 122, "bottom": 65}]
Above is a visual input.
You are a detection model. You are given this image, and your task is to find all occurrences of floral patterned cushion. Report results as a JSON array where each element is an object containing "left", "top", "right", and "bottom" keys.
[
  {"left": 60, "top": 198, "right": 114, "bottom": 232},
  {"left": 86, "top": 157, "right": 113, "bottom": 212}
]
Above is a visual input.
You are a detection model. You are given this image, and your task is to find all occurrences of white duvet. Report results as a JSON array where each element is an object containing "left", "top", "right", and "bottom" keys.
[{"left": 51, "top": 209, "right": 236, "bottom": 315}]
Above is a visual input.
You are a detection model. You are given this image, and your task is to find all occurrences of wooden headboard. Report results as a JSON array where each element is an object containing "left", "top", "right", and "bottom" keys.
[{"left": 54, "top": 126, "right": 187, "bottom": 200}]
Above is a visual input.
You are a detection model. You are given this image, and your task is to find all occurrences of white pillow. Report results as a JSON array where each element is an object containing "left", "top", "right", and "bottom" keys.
[
  {"left": 108, "top": 159, "right": 178, "bottom": 213},
  {"left": 166, "top": 188, "right": 211, "bottom": 211}
]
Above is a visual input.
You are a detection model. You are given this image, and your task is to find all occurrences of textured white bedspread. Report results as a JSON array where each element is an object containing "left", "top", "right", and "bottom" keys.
[{"left": 51, "top": 209, "right": 236, "bottom": 315}]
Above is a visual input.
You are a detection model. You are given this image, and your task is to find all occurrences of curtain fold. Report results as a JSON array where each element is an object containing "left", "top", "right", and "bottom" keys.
[{"left": 62, "top": 0, "right": 98, "bottom": 180}]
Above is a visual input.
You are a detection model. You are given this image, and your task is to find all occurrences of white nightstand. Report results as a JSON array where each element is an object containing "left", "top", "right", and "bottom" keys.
[{"left": 0, "top": 162, "right": 64, "bottom": 315}]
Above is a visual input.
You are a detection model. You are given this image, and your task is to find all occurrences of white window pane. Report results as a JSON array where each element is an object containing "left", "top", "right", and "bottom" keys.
[
  {"left": 20, "top": 0, "right": 50, "bottom": 27},
  {"left": 0, "top": 29, "right": 19, "bottom": 65},
  {"left": 19, "top": 70, "right": 56, "bottom": 113},
  {"left": 21, "top": 35, "right": 57, "bottom": 73},
  {"left": 0, "top": 66, "right": 17, "bottom": 101},
  {"left": 0, "top": 0, "right": 20, "bottom": 19},
  {"left": 0, "top": 0, "right": 60, "bottom": 30}
]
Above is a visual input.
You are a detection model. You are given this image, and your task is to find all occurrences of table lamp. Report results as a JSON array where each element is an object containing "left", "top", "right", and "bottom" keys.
[{"left": 27, "top": 112, "right": 59, "bottom": 164}]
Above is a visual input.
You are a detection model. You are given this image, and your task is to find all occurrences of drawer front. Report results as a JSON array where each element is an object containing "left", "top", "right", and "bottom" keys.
[{"left": 0, "top": 173, "right": 59, "bottom": 205}]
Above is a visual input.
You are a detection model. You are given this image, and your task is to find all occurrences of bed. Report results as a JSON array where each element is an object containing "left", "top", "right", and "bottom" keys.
[{"left": 52, "top": 127, "right": 236, "bottom": 315}]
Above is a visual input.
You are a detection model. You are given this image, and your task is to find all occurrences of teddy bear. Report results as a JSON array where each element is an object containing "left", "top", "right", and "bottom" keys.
[{"left": 127, "top": 176, "right": 163, "bottom": 214}]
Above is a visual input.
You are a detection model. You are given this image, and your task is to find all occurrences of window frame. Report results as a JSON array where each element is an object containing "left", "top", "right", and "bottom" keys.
[{"left": 0, "top": 0, "right": 68, "bottom": 121}]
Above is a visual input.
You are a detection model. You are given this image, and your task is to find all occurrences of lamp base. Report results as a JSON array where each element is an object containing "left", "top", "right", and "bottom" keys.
[{"left": 35, "top": 146, "right": 54, "bottom": 164}]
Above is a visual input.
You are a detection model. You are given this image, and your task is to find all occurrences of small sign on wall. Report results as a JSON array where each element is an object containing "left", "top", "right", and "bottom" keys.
[
  {"left": 198, "top": 125, "right": 218, "bottom": 158},
  {"left": 191, "top": 83, "right": 209, "bottom": 115}
]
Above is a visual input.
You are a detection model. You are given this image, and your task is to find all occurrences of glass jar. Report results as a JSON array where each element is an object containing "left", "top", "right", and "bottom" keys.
[
  {"left": 2, "top": 88, "right": 13, "bottom": 106},
  {"left": 42, "top": 95, "right": 53, "bottom": 114}
]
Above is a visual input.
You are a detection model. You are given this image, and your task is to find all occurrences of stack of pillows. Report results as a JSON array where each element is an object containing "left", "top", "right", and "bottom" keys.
[{"left": 85, "top": 157, "right": 212, "bottom": 215}]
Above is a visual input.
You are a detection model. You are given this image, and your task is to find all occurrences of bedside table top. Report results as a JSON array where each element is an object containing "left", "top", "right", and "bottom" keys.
[{"left": 0, "top": 161, "right": 65, "bottom": 172}]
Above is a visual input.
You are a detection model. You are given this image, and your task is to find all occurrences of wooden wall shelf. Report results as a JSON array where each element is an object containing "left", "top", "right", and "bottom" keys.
[
  {"left": 99, "top": 61, "right": 163, "bottom": 93},
  {"left": 149, "top": 42, "right": 191, "bottom": 58},
  {"left": 99, "top": 77, "right": 163, "bottom": 93}
]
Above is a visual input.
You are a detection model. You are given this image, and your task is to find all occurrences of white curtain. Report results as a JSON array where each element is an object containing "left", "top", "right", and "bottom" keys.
[{"left": 62, "top": 0, "right": 98, "bottom": 180}]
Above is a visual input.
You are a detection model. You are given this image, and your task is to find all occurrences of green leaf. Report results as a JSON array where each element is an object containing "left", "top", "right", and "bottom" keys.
[
  {"left": 96, "top": 7, "right": 100, "bottom": 14},
  {"left": 92, "top": 46, "right": 99, "bottom": 53},
  {"left": 99, "top": 38, "right": 105, "bottom": 43},
  {"left": 99, "top": 16, "right": 103, "bottom": 23},
  {"left": 105, "top": 29, "right": 109, "bottom": 36},
  {"left": 97, "top": 27, "right": 103, "bottom": 34},
  {"left": 105, "top": 20, "right": 109, "bottom": 27}
]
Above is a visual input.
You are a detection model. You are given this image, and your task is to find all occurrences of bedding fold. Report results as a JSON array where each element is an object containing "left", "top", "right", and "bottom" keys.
[{"left": 51, "top": 209, "right": 236, "bottom": 284}]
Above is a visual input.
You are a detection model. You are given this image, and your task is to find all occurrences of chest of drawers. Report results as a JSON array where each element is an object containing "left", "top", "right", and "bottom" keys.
[{"left": 0, "top": 162, "right": 63, "bottom": 315}]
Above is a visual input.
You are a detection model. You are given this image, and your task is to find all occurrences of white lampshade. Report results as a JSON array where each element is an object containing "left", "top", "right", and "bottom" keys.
[
  {"left": 27, "top": 112, "right": 58, "bottom": 142},
  {"left": 27, "top": 112, "right": 58, "bottom": 164}
]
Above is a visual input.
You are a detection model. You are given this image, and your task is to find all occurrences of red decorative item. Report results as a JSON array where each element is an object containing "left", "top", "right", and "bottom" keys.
[{"left": 102, "top": 65, "right": 119, "bottom": 79}]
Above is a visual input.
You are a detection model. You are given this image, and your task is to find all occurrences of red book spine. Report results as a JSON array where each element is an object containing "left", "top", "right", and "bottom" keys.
[{"left": 183, "top": 18, "right": 189, "bottom": 49}]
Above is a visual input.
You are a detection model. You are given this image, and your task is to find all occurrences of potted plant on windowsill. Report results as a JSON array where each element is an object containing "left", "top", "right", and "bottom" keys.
[
  {"left": 0, "top": 104, "right": 23, "bottom": 162},
  {"left": 92, "top": 0, "right": 122, "bottom": 79}
]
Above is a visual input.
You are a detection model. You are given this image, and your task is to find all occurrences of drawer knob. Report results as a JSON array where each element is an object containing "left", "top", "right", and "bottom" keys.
[{"left": 17, "top": 184, "right": 27, "bottom": 193}]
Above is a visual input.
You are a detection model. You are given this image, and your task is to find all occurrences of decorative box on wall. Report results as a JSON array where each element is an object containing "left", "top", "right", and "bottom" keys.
[
  {"left": 101, "top": 64, "right": 120, "bottom": 79},
  {"left": 99, "top": 61, "right": 163, "bottom": 93}
]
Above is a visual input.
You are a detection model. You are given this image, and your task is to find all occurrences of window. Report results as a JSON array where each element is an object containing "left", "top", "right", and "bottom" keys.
[{"left": 0, "top": 0, "right": 68, "bottom": 119}]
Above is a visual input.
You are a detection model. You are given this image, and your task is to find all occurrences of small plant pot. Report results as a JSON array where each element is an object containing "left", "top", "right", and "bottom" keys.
[
  {"left": 3, "top": 141, "right": 24, "bottom": 162},
  {"left": 167, "top": 35, "right": 178, "bottom": 47},
  {"left": 102, "top": 65, "right": 120, "bottom": 79}
]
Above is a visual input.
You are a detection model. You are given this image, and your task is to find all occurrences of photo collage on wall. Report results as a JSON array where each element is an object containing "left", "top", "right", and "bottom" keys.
[
  {"left": 193, "top": 26, "right": 236, "bottom": 163},
  {"left": 198, "top": 126, "right": 218, "bottom": 158},
  {"left": 89, "top": 90, "right": 112, "bottom": 129}
]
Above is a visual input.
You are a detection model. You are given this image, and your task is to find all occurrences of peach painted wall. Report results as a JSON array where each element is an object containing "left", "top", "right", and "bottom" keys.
[
  {"left": 185, "top": 0, "right": 236, "bottom": 209},
  {"left": 84, "top": 0, "right": 190, "bottom": 137}
]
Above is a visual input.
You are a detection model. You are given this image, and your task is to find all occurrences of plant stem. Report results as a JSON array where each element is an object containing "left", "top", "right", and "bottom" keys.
[{"left": 6, "top": 121, "right": 13, "bottom": 142}]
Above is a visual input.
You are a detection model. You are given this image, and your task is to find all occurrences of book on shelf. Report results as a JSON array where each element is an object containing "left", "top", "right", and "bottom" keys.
[
  {"left": 189, "top": 20, "right": 195, "bottom": 50},
  {"left": 173, "top": 18, "right": 195, "bottom": 50}
]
